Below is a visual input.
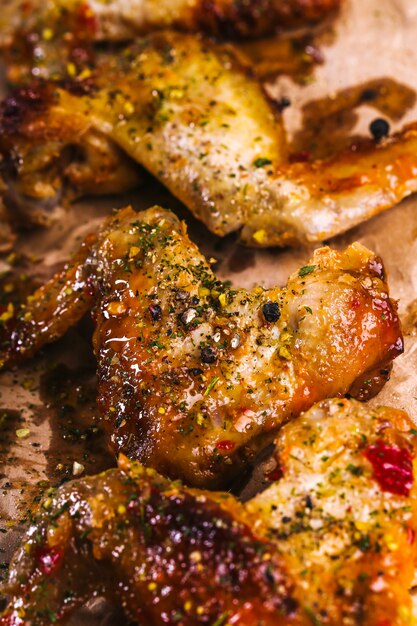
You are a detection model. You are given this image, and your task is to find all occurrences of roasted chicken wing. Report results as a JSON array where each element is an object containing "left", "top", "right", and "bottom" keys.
[
  {"left": 0, "top": 0, "right": 341, "bottom": 75},
  {"left": 1, "top": 32, "right": 417, "bottom": 245},
  {"left": 1, "top": 398, "right": 416, "bottom": 626},
  {"left": 0, "top": 205, "right": 403, "bottom": 487}
]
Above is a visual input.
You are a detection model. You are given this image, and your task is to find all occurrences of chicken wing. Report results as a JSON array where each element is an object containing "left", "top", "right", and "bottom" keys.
[
  {"left": 0, "top": 205, "right": 403, "bottom": 487},
  {"left": 0, "top": 0, "right": 340, "bottom": 49},
  {"left": 1, "top": 398, "right": 416, "bottom": 626},
  {"left": 1, "top": 32, "right": 417, "bottom": 245}
]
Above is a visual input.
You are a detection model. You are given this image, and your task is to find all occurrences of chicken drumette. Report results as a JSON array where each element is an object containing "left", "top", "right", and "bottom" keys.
[
  {"left": 1, "top": 32, "right": 417, "bottom": 245},
  {"left": 1, "top": 398, "right": 416, "bottom": 626},
  {"left": 0, "top": 205, "right": 403, "bottom": 487}
]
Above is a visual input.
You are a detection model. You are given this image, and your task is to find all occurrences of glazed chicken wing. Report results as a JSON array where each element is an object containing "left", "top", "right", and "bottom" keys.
[
  {"left": 0, "top": 205, "right": 403, "bottom": 487},
  {"left": 0, "top": 0, "right": 340, "bottom": 48},
  {"left": 2, "top": 32, "right": 417, "bottom": 245},
  {"left": 1, "top": 398, "right": 416, "bottom": 626}
]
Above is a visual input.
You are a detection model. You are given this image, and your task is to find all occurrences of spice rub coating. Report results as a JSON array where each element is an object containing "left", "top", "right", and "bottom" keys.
[
  {"left": 0, "top": 206, "right": 403, "bottom": 487},
  {"left": 1, "top": 398, "right": 416, "bottom": 625}
]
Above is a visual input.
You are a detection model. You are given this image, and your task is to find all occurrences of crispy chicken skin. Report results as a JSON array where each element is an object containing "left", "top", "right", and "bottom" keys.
[
  {"left": 1, "top": 32, "right": 417, "bottom": 245},
  {"left": 1, "top": 398, "right": 416, "bottom": 626},
  {"left": 0, "top": 206, "right": 403, "bottom": 487}
]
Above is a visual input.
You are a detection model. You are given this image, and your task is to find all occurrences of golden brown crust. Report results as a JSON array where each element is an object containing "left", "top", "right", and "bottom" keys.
[
  {"left": 0, "top": 206, "right": 403, "bottom": 487},
  {"left": 1, "top": 398, "right": 416, "bottom": 625}
]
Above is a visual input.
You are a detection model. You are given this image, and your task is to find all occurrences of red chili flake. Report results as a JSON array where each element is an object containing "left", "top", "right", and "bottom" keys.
[
  {"left": 266, "top": 467, "right": 284, "bottom": 481},
  {"left": 76, "top": 3, "right": 98, "bottom": 34},
  {"left": 216, "top": 440, "right": 235, "bottom": 452},
  {"left": 350, "top": 295, "right": 362, "bottom": 309},
  {"left": 37, "top": 546, "right": 63, "bottom": 575},
  {"left": 365, "top": 440, "right": 414, "bottom": 497},
  {"left": 288, "top": 151, "right": 311, "bottom": 163},
  {"left": 407, "top": 527, "right": 415, "bottom": 545}
]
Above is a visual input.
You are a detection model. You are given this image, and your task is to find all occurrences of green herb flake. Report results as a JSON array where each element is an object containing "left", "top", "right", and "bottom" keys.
[
  {"left": 213, "top": 613, "right": 230, "bottom": 626},
  {"left": 346, "top": 464, "right": 363, "bottom": 476},
  {"left": 204, "top": 376, "right": 220, "bottom": 396},
  {"left": 298, "top": 265, "right": 316, "bottom": 278},
  {"left": 304, "top": 606, "right": 323, "bottom": 626},
  {"left": 253, "top": 157, "right": 272, "bottom": 168}
]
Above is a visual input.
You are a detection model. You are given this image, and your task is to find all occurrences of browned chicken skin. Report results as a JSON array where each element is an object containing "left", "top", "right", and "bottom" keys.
[
  {"left": 0, "top": 206, "right": 403, "bottom": 487},
  {"left": 1, "top": 398, "right": 416, "bottom": 626},
  {"left": 1, "top": 32, "right": 417, "bottom": 246},
  {"left": 0, "top": 0, "right": 341, "bottom": 88}
]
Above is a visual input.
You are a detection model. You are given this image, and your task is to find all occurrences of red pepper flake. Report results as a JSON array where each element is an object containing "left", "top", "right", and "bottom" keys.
[
  {"left": 37, "top": 546, "right": 63, "bottom": 575},
  {"left": 288, "top": 151, "right": 311, "bottom": 163},
  {"left": 266, "top": 467, "right": 284, "bottom": 481},
  {"left": 407, "top": 526, "right": 415, "bottom": 545},
  {"left": 216, "top": 440, "right": 235, "bottom": 452},
  {"left": 350, "top": 295, "right": 362, "bottom": 310},
  {"left": 76, "top": 2, "right": 98, "bottom": 34},
  {"left": 365, "top": 440, "right": 413, "bottom": 497}
]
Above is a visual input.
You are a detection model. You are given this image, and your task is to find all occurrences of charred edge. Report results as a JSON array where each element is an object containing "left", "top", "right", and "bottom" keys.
[
  {"left": 273, "top": 0, "right": 342, "bottom": 25},
  {"left": 199, "top": 0, "right": 275, "bottom": 38},
  {"left": 0, "top": 84, "right": 52, "bottom": 138},
  {"left": 199, "top": 0, "right": 340, "bottom": 36},
  {"left": 0, "top": 77, "right": 96, "bottom": 141},
  {"left": 144, "top": 487, "right": 299, "bottom": 616},
  {"left": 56, "top": 76, "right": 97, "bottom": 97}
]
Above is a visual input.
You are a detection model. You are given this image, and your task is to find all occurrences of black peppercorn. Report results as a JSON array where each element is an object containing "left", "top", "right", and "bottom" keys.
[
  {"left": 149, "top": 304, "right": 162, "bottom": 321},
  {"left": 262, "top": 301, "right": 280, "bottom": 323},
  {"left": 200, "top": 346, "right": 217, "bottom": 364},
  {"left": 189, "top": 367, "right": 203, "bottom": 376},
  {"left": 369, "top": 118, "right": 390, "bottom": 141}
]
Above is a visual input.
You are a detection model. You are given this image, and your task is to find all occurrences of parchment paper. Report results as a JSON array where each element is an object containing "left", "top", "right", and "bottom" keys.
[{"left": 1, "top": 0, "right": 417, "bottom": 622}]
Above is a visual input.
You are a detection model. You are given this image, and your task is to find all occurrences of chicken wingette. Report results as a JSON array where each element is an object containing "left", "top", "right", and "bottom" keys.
[
  {"left": 1, "top": 32, "right": 417, "bottom": 246},
  {"left": 0, "top": 206, "right": 403, "bottom": 487},
  {"left": 1, "top": 398, "right": 416, "bottom": 626}
]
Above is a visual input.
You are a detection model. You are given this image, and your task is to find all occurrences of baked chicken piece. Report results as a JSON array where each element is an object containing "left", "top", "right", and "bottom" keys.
[
  {"left": 0, "top": 0, "right": 342, "bottom": 86},
  {"left": 1, "top": 32, "right": 417, "bottom": 245},
  {"left": 0, "top": 0, "right": 340, "bottom": 50},
  {"left": 0, "top": 205, "right": 403, "bottom": 487},
  {"left": 1, "top": 398, "right": 416, "bottom": 626}
]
